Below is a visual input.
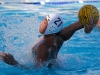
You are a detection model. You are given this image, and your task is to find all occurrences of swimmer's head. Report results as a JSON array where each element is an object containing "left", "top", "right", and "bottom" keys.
[{"left": 39, "top": 14, "right": 63, "bottom": 35}]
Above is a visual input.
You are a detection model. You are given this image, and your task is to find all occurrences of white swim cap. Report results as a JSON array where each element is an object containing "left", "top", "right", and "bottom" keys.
[{"left": 44, "top": 14, "right": 63, "bottom": 35}]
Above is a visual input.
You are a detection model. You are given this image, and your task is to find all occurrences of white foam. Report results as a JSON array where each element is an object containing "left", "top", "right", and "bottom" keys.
[{"left": 0, "top": 13, "right": 41, "bottom": 67}]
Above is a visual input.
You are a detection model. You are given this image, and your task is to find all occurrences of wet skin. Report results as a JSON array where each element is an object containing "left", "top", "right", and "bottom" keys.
[
  {"left": 0, "top": 17, "right": 97, "bottom": 68},
  {"left": 97, "top": 20, "right": 100, "bottom": 26}
]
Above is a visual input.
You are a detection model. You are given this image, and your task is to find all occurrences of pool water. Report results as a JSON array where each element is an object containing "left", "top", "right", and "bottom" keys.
[{"left": 0, "top": 2, "right": 100, "bottom": 75}]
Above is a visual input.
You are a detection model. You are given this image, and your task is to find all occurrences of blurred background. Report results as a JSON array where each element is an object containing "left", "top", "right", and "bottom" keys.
[{"left": 0, "top": 0, "right": 99, "bottom": 2}]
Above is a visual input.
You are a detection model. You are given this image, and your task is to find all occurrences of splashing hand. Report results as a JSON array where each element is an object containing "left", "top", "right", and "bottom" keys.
[{"left": 0, "top": 52, "right": 18, "bottom": 66}]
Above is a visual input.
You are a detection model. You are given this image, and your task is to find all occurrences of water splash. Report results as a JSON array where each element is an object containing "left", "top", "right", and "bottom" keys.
[{"left": 0, "top": 12, "right": 41, "bottom": 66}]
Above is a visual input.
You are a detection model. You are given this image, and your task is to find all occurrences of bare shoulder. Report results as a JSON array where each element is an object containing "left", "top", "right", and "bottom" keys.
[{"left": 32, "top": 36, "right": 44, "bottom": 50}]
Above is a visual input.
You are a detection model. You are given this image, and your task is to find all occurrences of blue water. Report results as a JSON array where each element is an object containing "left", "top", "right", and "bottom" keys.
[{"left": 0, "top": 2, "right": 100, "bottom": 75}]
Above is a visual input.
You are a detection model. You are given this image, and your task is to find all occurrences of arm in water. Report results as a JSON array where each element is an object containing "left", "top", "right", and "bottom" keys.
[{"left": 0, "top": 52, "right": 33, "bottom": 69}]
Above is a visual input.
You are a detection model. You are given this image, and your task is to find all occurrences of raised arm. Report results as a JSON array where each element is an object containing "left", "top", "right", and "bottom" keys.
[
  {"left": 58, "top": 4, "right": 99, "bottom": 41},
  {"left": 58, "top": 21, "right": 84, "bottom": 41},
  {"left": 58, "top": 19, "right": 100, "bottom": 41}
]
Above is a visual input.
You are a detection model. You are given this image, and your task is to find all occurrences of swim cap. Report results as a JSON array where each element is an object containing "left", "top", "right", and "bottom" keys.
[
  {"left": 44, "top": 14, "right": 63, "bottom": 35},
  {"left": 78, "top": 5, "right": 99, "bottom": 26}
]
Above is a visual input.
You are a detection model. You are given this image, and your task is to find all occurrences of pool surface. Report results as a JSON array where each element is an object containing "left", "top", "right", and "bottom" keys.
[{"left": 0, "top": 1, "right": 100, "bottom": 75}]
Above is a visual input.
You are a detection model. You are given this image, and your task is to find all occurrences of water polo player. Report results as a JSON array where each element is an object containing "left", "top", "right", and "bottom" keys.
[{"left": 0, "top": 5, "right": 99, "bottom": 68}]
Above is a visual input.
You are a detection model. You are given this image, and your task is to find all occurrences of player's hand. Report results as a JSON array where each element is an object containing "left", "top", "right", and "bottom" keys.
[
  {"left": 0, "top": 52, "right": 18, "bottom": 66},
  {"left": 78, "top": 5, "right": 99, "bottom": 33},
  {"left": 84, "top": 15, "right": 96, "bottom": 33}
]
